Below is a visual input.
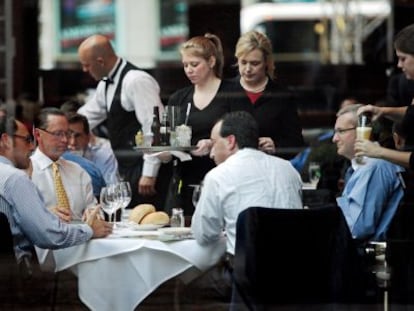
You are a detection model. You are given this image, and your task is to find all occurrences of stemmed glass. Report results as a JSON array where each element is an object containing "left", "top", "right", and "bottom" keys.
[
  {"left": 100, "top": 186, "right": 117, "bottom": 227},
  {"left": 117, "top": 181, "right": 132, "bottom": 226}
]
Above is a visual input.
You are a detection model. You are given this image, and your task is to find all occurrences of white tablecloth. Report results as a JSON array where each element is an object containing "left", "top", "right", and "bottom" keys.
[{"left": 36, "top": 233, "right": 226, "bottom": 311}]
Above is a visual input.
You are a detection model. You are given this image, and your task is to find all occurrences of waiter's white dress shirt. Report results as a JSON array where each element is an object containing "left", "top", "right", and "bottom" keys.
[{"left": 78, "top": 58, "right": 165, "bottom": 177}]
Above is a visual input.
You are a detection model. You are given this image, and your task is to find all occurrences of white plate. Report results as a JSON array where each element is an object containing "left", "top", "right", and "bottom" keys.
[
  {"left": 157, "top": 227, "right": 192, "bottom": 236},
  {"left": 127, "top": 223, "right": 166, "bottom": 231}
]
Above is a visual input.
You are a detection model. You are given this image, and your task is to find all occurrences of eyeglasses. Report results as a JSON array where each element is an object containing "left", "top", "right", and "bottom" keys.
[
  {"left": 38, "top": 128, "right": 71, "bottom": 139},
  {"left": 13, "top": 134, "right": 34, "bottom": 144},
  {"left": 333, "top": 127, "right": 356, "bottom": 135}
]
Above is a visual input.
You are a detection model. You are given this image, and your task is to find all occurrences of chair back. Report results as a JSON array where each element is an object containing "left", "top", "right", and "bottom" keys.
[
  {"left": 232, "top": 205, "right": 367, "bottom": 309},
  {"left": 0, "top": 212, "right": 14, "bottom": 256},
  {"left": 302, "top": 188, "right": 333, "bottom": 209},
  {"left": 385, "top": 170, "right": 414, "bottom": 304},
  {"left": 0, "top": 212, "right": 20, "bottom": 304}
]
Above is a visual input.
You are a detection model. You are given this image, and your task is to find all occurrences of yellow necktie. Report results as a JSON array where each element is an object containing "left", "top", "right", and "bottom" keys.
[{"left": 52, "top": 162, "right": 70, "bottom": 210}]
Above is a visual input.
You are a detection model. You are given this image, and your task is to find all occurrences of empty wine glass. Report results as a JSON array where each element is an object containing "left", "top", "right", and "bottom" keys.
[
  {"left": 118, "top": 181, "right": 132, "bottom": 225},
  {"left": 100, "top": 186, "right": 116, "bottom": 227}
]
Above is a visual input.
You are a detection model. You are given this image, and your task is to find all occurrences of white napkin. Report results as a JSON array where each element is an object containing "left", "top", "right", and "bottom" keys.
[{"left": 147, "top": 151, "right": 192, "bottom": 162}]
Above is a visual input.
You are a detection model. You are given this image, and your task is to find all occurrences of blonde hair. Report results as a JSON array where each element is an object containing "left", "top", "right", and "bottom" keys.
[
  {"left": 180, "top": 33, "right": 224, "bottom": 78},
  {"left": 235, "top": 31, "right": 275, "bottom": 79}
]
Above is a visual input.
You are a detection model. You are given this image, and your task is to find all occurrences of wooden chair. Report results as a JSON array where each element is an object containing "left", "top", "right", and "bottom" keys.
[{"left": 231, "top": 205, "right": 370, "bottom": 310}]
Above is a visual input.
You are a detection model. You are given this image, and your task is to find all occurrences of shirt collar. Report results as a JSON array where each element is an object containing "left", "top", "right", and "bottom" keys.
[
  {"left": 107, "top": 58, "right": 123, "bottom": 82},
  {"left": 31, "top": 148, "right": 63, "bottom": 170},
  {"left": 0, "top": 155, "right": 14, "bottom": 166},
  {"left": 350, "top": 157, "right": 369, "bottom": 171}
]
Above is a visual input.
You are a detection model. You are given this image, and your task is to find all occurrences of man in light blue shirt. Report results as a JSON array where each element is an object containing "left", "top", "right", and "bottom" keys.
[
  {"left": 0, "top": 116, "right": 112, "bottom": 262},
  {"left": 333, "top": 104, "right": 404, "bottom": 241},
  {"left": 67, "top": 113, "right": 120, "bottom": 185}
]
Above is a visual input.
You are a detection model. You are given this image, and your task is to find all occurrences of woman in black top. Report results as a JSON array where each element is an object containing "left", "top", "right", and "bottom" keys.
[
  {"left": 225, "top": 30, "right": 304, "bottom": 158},
  {"left": 166, "top": 33, "right": 249, "bottom": 215}
]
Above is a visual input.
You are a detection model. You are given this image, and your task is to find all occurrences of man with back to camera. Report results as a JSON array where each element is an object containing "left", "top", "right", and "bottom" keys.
[
  {"left": 77, "top": 34, "right": 171, "bottom": 209},
  {"left": 0, "top": 115, "right": 112, "bottom": 266},
  {"left": 188, "top": 111, "right": 303, "bottom": 301}
]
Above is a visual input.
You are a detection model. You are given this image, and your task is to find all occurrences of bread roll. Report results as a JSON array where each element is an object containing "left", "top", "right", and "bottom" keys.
[
  {"left": 140, "top": 211, "right": 170, "bottom": 225},
  {"left": 128, "top": 204, "right": 156, "bottom": 224}
]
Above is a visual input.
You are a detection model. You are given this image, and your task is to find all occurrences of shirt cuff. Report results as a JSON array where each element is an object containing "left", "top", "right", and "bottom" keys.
[{"left": 142, "top": 154, "right": 162, "bottom": 177}]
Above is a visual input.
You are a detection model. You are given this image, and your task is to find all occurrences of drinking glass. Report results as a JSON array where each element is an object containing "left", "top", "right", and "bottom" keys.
[
  {"left": 118, "top": 181, "right": 132, "bottom": 225},
  {"left": 308, "top": 162, "right": 321, "bottom": 187},
  {"left": 176, "top": 124, "right": 192, "bottom": 147},
  {"left": 100, "top": 186, "right": 116, "bottom": 227},
  {"left": 356, "top": 112, "right": 372, "bottom": 164}
]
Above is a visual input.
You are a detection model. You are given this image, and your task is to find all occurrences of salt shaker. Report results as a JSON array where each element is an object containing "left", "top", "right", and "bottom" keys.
[{"left": 170, "top": 207, "right": 184, "bottom": 227}]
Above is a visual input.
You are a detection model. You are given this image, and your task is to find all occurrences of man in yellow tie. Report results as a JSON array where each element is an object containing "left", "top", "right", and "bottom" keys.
[{"left": 31, "top": 108, "right": 96, "bottom": 222}]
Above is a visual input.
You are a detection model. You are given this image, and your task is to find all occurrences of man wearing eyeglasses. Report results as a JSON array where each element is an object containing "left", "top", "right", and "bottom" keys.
[
  {"left": 66, "top": 113, "right": 119, "bottom": 185},
  {"left": 333, "top": 104, "right": 404, "bottom": 242},
  {"left": 0, "top": 115, "right": 112, "bottom": 274},
  {"left": 30, "top": 107, "right": 97, "bottom": 221}
]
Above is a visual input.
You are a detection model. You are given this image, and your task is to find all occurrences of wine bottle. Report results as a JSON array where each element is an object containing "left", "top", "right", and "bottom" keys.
[
  {"left": 151, "top": 106, "right": 161, "bottom": 146},
  {"left": 160, "top": 110, "right": 170, "bottom": 146}
]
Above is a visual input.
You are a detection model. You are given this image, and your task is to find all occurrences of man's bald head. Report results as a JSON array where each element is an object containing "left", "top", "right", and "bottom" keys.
[{"left": 78, "top": 35, "right": 118, "bottom": 81}]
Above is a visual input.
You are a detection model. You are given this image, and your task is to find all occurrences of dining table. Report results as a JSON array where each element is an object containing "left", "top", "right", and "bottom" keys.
[{"left": 35, "top": 226, "right": 226, "bottom": 311}]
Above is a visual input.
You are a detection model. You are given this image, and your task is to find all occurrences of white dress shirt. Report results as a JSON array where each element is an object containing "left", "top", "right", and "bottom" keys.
[
  {"left": 78, "top": 58, "right": 165, "bottom": 177},
  {"left": 31, "top": 149, "right": 96, "bottom": 220},
  {"left": 191, "top": 148, "right": 303, "bottom": 255}
]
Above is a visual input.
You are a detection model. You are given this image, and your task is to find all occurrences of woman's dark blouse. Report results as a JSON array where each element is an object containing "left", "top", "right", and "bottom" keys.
[
  {"left": 167, "top": 80, "right": 249, "bottom": 214},
  {"left": 225, "top": 76, "right": 305, "bottom": 152}
]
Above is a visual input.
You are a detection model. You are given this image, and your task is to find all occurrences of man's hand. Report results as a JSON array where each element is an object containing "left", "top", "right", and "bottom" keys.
[
  {"left": 84, "top": 205, "right": 103, "bottom": 225},
  {"left": 91, "top": 219, "right": 113, "bottom": 238},
  {"left": 138, "top": 176, "right": 157, "bottom": 196},
  {"left": 85, "top": 205, "right": 112, "bottom": 238},
  {"left": 49, "top": 206, "right": 72, "bottom": 223},
  {"left": 355, "top": 139, "right": 382, "bottom": 158},
  {"left": 191, "top": 139, "right": 212, "bottom": 156},
  {"left": 258, "top": 137, "right": 276, "bottom": 154}
]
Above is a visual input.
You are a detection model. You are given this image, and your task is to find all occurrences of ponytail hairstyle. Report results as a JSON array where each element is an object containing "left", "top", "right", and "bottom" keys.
[{"left": 180, "top": 33, "right": 224, "bottom": 78}]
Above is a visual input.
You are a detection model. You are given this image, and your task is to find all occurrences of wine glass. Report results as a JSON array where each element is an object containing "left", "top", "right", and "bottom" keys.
[
  {"left": 108, "top": 183, "right": 123, "bottom": 228},
  {"left": 100, "top": 186, "right": 116, "bottom": 227},
  {"left": 118, "top": 181, "right": 132, "bottom": 225}
]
